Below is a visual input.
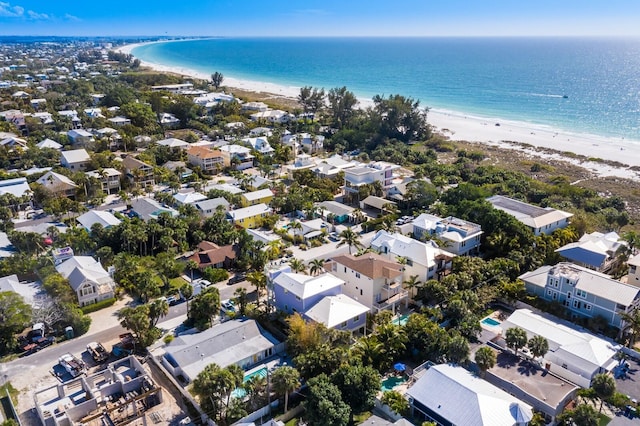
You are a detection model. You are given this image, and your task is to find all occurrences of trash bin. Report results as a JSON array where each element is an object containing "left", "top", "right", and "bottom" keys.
[{"left": 65, "top": 326, "right": 74, "bottom": 339}]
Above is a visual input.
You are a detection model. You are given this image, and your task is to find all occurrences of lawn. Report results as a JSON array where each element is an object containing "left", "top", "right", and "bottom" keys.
[
  {"left": 598, "top": 413, "right": 611, "bottom": 425},
  {"left": 169, "top": 276, "right": 188, "bottom": 291}
]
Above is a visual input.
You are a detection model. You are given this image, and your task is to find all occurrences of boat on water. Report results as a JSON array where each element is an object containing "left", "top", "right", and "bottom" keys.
[{"left": 563, "top": 95, "right": 569, "bottom": 99}]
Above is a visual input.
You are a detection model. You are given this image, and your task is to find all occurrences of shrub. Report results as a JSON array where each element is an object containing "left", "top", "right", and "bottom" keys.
[
  {"left": 163, "top": 334, "right": 174, "bottom": 344},
  {"left": 81, "top": 297, "right": 117, "bottom": 314}
]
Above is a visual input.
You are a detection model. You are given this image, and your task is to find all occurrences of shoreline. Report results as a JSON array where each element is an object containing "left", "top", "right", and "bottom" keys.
[{"left": 117, "top": 41, "right": 640, "bottom": 179}]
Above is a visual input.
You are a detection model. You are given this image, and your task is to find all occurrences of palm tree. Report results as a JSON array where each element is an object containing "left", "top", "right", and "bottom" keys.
[
  {"left": 289, "top": 220, "right": 303, "bottom": 237},
  {"left": 591, "top": 373, "right": 616, "bottom": 413},
  {"left": 211, "top": 71, "right": 224, "bottom": 89},
  {"left": 620, "top": 309, "right": 640, "bottom": 348},
  {"left": 271, "top": 366, "right": 300, "bottom": 412},
  {"left": 527, "top": 335, "right": 549, "bottom": 360},
  {"left": 403, "top": 275, "right": 421, "bottom": 299},
  {"left": 246, "top": 271, "right": 267, "bottom": 307},
  {"left": 186, "top": 259, "right": 199, "bottom": 282},
  {"left": 309, "top": 258, "right": 325, "bottom": 276},
  {"left": 181, "top": 282, "right": 193, "bottom": 315},
  {"left": 289, "top": 258, "right": 307, "bottom": 274},
  {"left": 234, "top": 287, "right": 248, "bottom": 316},
  {"left": 622, "top": 231, "right": 640, "bottom": 256},
  {"left": 505, "top": 327, "right": 528, "bottom": 357},
  {"left": 337, "top": 228, "right": 363, "bottom": 254},
  {"left": 474, "top": 346, "right": 496, "bottom": 378},
  {"left": 149, "top": 298, "right": 169, "bottom": 327},
  {"left": 266, "top": 239, "right": 283, "bottom": 260}
]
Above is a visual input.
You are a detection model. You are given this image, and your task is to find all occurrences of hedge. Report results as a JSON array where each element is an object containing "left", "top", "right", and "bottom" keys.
[{"left": 81, "top": 297, "right": 117, "bottom": 314}]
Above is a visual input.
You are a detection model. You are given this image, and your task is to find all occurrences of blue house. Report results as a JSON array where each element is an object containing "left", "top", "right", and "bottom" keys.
[{"left": 272, "top": 271, "right": 343, "bottom": 315}]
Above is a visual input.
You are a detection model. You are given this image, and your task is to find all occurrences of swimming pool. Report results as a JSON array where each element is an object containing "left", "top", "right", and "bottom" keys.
[
  {"left": 481, "top": 317, "right": 501, "bottom": 327},
  {"left": 231, "top": 367, "right": 269, "bottom": 399},
  {"left": 381, "top": 375, "right": 407, "bottom": 392},
  {"left": 392, "top": 314, "right": 410, "bottom": 327}
]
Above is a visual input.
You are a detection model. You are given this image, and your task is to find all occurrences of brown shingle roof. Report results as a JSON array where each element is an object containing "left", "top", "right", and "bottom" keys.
[
  {"left": 329, "top": 253, "right": 403, "bottom": 279},
  {"left": 187, "top": 145, "right": 224, "bottom": 159},
  {"left": 190, "top": 241, "right": 238, "bottom": 268}
]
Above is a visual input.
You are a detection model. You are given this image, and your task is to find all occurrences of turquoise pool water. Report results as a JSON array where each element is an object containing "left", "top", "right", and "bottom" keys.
[
  {"left": 392, "top": 314, "right": 410, "bottom": 327},
  {"left": 231, "top": 367, "right": 269, "bottom": 399},
  {"left": 381, "top": 375, "right": 407, "bottom": 392},
  {"left": 481, "top": 317, "right": 501, "bottom": 326}
]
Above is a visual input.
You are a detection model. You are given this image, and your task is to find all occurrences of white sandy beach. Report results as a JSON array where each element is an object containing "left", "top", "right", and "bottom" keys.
[{"left": 118, "top": 42, "right": 640, "bottom": 179}]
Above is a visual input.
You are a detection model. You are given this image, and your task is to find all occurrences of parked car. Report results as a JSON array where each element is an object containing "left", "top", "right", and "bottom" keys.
[
  {"left": 167, "top": 295, "right": 183, "bottom": 306},
  {"left": 198, "top": 279, "right": 213, "bottom": 289},
  {"left": 221, "top": 299, "right": 236, "bottom": 314},
  {"left": 228, "top": 274, "right": 246, "bottom": 285}
]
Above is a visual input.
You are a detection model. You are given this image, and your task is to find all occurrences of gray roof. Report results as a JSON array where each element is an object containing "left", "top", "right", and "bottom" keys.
[
  {"left": 0, "top": 177, "right": 31, "bottom": 197},
  {"left": 487, "top": 195, "right": 573, "bottom": 229},
  {"left": 55, "top": 256, "right": 113, "bottom": 291},
  {"left": 61, "top": 148, "right": 90, "bottom": 164},
  {"left": 406, "top": 364, "right": 533, "bottom": 426},
  {"left": 0, "top": 231, "right": 15, "bottom": 258},
  {"left": 194, "top": 197, "right": 230, "bottom": 212},
  {"left": 317, "top": 200, "right": 354, "bottom": 217},
  {"left": 131, "top": 198, "right": 179, "bottom": 221},
  {"left": 165, "top": 319, "right": 279, "bottom": 381}
]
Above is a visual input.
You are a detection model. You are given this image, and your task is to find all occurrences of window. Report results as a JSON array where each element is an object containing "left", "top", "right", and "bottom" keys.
[
  {"left": 341, "top": 321, "right": 348, "bottom": 328},
  {"left": 355, "top": 272, "right": 361, "bottom": 278},
  {"left": 296, "top": 296, "right": 301, "bottom": 301},
  {"left": 576, "top": 289, "right": 587, "bottom": 299},
  {"left": 552, "top": 292, "right": 557, "bottom": 300},
  {"left": 573, "top": 300, "right": 580, "bottom": 309},
  {"left": 586, "top": 304, "right": 592, "bottom": 311},
  {"left": 354, "top": 315, "right": 360, "bottom": 322},
  {"left": 360, "top": 289, "right": 363, "bottom": 296},
  {"left": 344, "top": 267, "right": 347, "bottom": 273},
  {"left": 546, "top": 289, "right": 553, "bottom": 296},
  {"left": 567, "top": 292, "right": 571, "bottom": 299}
]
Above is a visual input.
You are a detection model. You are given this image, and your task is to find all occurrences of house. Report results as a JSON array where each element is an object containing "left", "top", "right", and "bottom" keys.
[
  {"left": 0, "top": 136, "right": 28, "bottom": 151},
  {"left": 406, "top": 363, "right": 533, "bottom": 426},
  {"left": 249, "top": 126, "right": 272, "bottom": 137},
  {"left": 250, "top": 109, "right": 294, "bottom": 123},
  {"left": 0, "top": 176, "right": 32, "bottom": 199},
  {"left": 163, "top": 160, "right": 192, "bottom": 179},
  {"left": 555, "top": 231, "right": 626, "bottom": 272},
  {"left": 156, "top": 137, "right": 189, "bottom": 150},
  {"left": 162, "top": 318, "right": 282, "bottom": 383},
  {"left": 173, "top": 191, "right": 208, "bottom": 205},
  {"left": 370, "top": 230, "right": 456, "bottom": 282},
  {"left": 107, "top": 116, "right": 131, "bottom": 127},
  {"left": 272, "top": 271, "right": 344, "bottom": 315},
  {"left": 412, "top": 213, "right": 483, "bottom": 256},
  {"left": 519, "top": 262, "right": 640, "bottom": 329},
  {"left": 245, "top": 175, "right": 272, "bottom": 191},
  {"left": 131, "top": 198, "right": 179, "bottom": 221},
  {"left": 122, "top": 155, "right": 155, "bottom": 188},
  {"left": 186, "top": 145, "right": 225, "bottom": 174},
  {"left": 286, "top": 154, "right": 316, "bottom": 179},
  {"left": 94, "top": 127, "right": 122, "bottom": 149},
  {"left": 281, "top": 132, "right": 325, "bottom": 154},
  {"left": 55, "top": 256, "right": 116, "bottom": 306},
  {"left": 205, "top": 183, "right": 245, "bottom": 195},
  {"left": 500, "top": 308, "right": 621, "bottom": 388},
  {"left": 304, "top": 294, "right": 368, "bottom": 333},
  {"left": 288, "top": 218, "right": 326, "bottom": 242},
  {"left": 60, "top": 148, "right": 91, "bottom": 171},
  {"left": 227, "top": 203, "right": 272, "bottom": 229},
  {"left": 343, "top": 161, "right": 401, "bottom": 203},
  {"left": 240, "top": 188, "right": 274, "bottom": 207},
  {"left": 85, "top": 167, "right": 122, "bottom": 194},
  {"left": 76, "top": 210, "right": 121, "bottom": 232},
  {"left": 159, "top": 112, "right": 181, "bottom": 128},
  {"left": 194, "top": 197, "right": 230, "bottom": 217},
  {"left": 487, "top": 195, "right": 573, "bottom": 236},
  {"left": 189, "top": 241, "right": 238, "bottom": 269},
  {"left": 34, "top": 356, "right": 162, "bottom": 426},
  {"left": 247, "top": 228, "right": 281, "bottom": 245},
  {"left": 629, "top": 254, "right": 640, "bottom": 285},
  {"left": 242, "top": 101, "right": 269, "bottom": 112},
  {"left": 0, "top": 274, "right": 40, "bottom": 305},
  {"left": 317, "top": 200, "right": 355, "bottom": 224},
  {"left": 220, "top": 144, "right": 254, "bottom": 170},
  {"left": 36, "top": 138, "right": 63, "bottom": 150},
  {"left": 241, "top": 136, "right": 274, "bottom": 155},
  {"left": 36, "top": 171, "right": 77, "bottom": 197},
  {"left": 326, "top": 253, "right": 407, "bottom": 312},
  {"left": 67, "top": 129, "right": 95, "bottom": 146},
  {"left": 361, "top": 195, "right": 396, "bottom": 216},
  {"left": 0, "top": 232, "right": 15, "bottom": 259},
  {"left": 312, "top": 154, "right": 356, "bottom": 178},
  {"left": 151, "top": 83, "right": 193, "bottom": 93}
]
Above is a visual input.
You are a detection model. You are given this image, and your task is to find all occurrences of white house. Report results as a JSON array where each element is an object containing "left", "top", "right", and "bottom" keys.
[
  {"left": 500, "top": 308, "right": 621, "bottom": 388},
  {"left": 60, "top": 148, "right": 91, "bottom": 171},
  {"left": 343, "top": 161, "right": 401, "bottom": 202},
  {"left": 304, "top": 294, "right": 369, "bottom": 333},
  {"left": 556, "top": 231, "right": 626, "bottom": 272},
  {"left": 76, "top": 210, "right": 121, "bottom": 232},
  {"left": 241, "top": 136, "right": 274, "bottom": 155},
  {"left": 162, "top": 319, "right": 281, "bottom": 383},
  {"left": 412, "top": 213, "right": 483, "bottom": 256},
  {"left": 629, "top": 254, "right": 640, "bottom": 285},
  {"left": 156, "top": 137, "right": 189, "bottom": 150},
  {"left": 487, "top": 195, "right": 573, "bottom": 236},
  {"left": 326, "top": 253, "right": 407, "bottom": 312},
  {"left": 370, "top": 230, "right": 455, "bottom": 282},
  {"left": 55, "top": 256, "right": 116, "bottom": 306},
  {"left": 406, "top": 364, "right": 533, "bottom": 426}
]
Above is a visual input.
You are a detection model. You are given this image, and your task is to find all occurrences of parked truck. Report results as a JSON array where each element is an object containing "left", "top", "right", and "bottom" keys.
[
  {"left": 86, "top": 341, "right": 109, "bottom": 363},
  {"left": 58, "top": 353, "right": 86, "bottom": 378},
  {"left": 111, "top": 333, "right": 135, "bottom": 358}
]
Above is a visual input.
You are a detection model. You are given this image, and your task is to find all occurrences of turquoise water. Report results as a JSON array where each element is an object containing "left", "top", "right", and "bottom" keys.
[
  {"left": 231, "top": 367, "right": 268, "bottom": 399},
  {"left": 133, "top": 37, "right": 640, "bottom": 141},
  {"left": 481, "top": 317, "right": 501, "bottom": 326},
  {"left": 392, "top": 314, "right": 410, "bottom": 327},
  {"left": 381, "top": 375, "right": 407, "bottom": 392}
]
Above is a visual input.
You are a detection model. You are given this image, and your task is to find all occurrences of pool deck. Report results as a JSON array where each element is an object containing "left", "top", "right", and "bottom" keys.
[{"left": 480, "top": 310, "right": 506, "bottom": 331}]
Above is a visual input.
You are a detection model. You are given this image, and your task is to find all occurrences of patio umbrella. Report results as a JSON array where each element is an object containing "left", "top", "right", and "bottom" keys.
[
  {"left": 393, "top": 362, "right": 406, "bottom": 372},
  {"left": 509, "top": 402, "right": 533, "bottom": 424}
]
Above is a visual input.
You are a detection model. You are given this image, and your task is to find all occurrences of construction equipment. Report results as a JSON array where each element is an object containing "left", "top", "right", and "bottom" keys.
[
  {"left": 86, "top": 341, "right": 109, "bottom": 363},
  {"left": 58, "top": 353, "right": 86, "bottom": 378}
]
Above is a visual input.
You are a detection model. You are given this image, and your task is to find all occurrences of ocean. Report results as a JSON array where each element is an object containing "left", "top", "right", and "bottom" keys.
[{"left": 133, "top": 37, "right": 640, "bottom": 141}]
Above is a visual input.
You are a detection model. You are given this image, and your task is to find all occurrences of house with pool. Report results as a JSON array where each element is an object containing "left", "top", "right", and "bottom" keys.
[{"left": 162, "top": 318, "right": 283, "bottom": 384}]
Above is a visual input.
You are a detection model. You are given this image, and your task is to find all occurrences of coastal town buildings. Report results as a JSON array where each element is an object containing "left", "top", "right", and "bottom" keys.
[{"left": 486, "top": 195, "right": 573, "bottom": 236}]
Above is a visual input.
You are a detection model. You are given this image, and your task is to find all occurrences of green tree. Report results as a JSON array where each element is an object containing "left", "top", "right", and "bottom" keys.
[
  {"left": 117, "top": 305, "right": 161, "bottom": 348},
  {"left": 211, "top": 72, "right": 224, "bottom": 89},
  {"left": 180, "top": 282, "right": 194, "bottom": 314},
  {"left": 289, "top": 258, "right": 307, "bottom": 274},
  {"left": 447, "top": 333, "right": 470, "bottom": 364},
  {"left": 305, "top": 374, "right": 350, "bottom": 426},
  {"left": 271, "top": 365, "right": 301, "bottom": 412},
  {"left": 505, "top": 327, "right": 528, "bottom": 356},
  {"left": 327, "top": 86, "right": 358, "bottom": 128},
  {"left": 309, "top": 258, "right": 326, "bottom": 276},
  {"left": 188, "top": 287, "right": 220, "bottom": 330},
  {"left": 620, "top": 309, "right": 640, "bottom": 348},
  {"left": 148, "top": 298, "right": 169, "bottom": 327},
  {"left": 591, "top": 373, "right": 616, "bottom": 413},
  {"left": 0, "top": 292, "right": 32, "bottom": 354},
  {"left": 298, "top": 86, "right": 325, "bottom": 114},
  {"left": 557, "top": 403, "right": 599, "bottom": 426},
  {"left": 331, "top": 364, "right": 381, "bottom": 423},
  {"left": 337, "top": 228, "right": 363, "bottom": 254},
  {"left": 371, "top": 94, "right": 429, "bottom": 142},
  {"left": 192, "top": 363, "right": 244, "bottom": 424},
  {"left": 528, "top": 335, "right": 549, "bottom": 360},
  {"left": 381, "top": 390, "right": 409, "bottom": 416},
  {"left": 474, "top": 346, "right": 496, "bottom": 377},
  {"left": 233, "top": 287, "right": 248, "bottom": 316}
]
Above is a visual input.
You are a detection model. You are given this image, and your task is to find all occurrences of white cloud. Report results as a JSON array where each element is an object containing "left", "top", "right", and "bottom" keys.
[
  {"left": 64, "top": 13, "right": 80, "bottom": 22},
  {"left": 27, "top": 10, "right": 49, "bottom": 20},
  {"left": 0, "top": 2, "right": 25, "bottom": 17}
]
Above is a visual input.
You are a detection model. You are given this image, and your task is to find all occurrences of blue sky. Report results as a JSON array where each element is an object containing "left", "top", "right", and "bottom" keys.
[{"left": 1, "top": 0, "right": 640, "bottom": 37}]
